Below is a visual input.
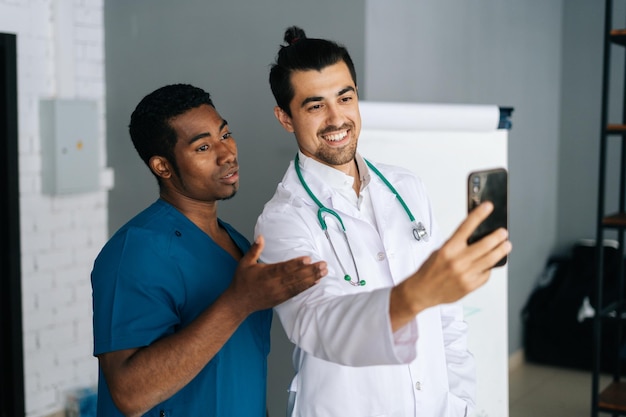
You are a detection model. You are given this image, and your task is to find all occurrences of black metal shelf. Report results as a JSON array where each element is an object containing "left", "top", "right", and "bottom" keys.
[
  {"left": 602, "top": 212, "right": 626, "bottom": 229},
  {"left": 611, "top": 29, "right": 626, "bottom": 47},
  {"left": 592, "top": 1, "right": 626, "bottom": 416},
  {"left": 606, "top": 124, "right": 626, "bottom": 135},
  {"left": 599, "top": 381, "right": 626, "bottom": 413},
  {"left": 598, "top": 301, "right": 626, "bottom": 321}
]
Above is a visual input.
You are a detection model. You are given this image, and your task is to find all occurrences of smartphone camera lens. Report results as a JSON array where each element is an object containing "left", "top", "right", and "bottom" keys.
[{"left": 472, "top": 176, "right": 481, "bottom": 194}]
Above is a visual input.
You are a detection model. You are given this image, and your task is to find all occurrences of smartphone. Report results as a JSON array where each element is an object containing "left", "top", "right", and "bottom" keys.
[{"left": 467, "top": 167, "right": 508, "bottom": 267}]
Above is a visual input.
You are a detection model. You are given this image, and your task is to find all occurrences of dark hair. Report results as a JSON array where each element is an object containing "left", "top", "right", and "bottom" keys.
[
  {"left": 269, "top": 26, "right": 357, "bottom": 116},
  {"left": 129, "top": 83, "right": 214, "bottom": 182}
]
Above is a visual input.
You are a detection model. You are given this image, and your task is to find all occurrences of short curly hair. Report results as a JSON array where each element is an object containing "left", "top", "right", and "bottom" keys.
[{"left": 129, "top": 84, "right": 215, "bottom": 182}]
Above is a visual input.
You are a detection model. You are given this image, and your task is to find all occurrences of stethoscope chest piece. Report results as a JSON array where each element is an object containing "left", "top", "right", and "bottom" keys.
[{"left": 412, "top": 221, "right": 429, "bottom": 242}]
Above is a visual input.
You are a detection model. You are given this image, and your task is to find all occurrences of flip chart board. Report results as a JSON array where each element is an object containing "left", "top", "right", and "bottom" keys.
[{"left": 358, "top": 101, "right": 510, "bottom": 417}]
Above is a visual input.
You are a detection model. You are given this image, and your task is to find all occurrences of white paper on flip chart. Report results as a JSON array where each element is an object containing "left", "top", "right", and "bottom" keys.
[{"left": 359, "top": 101, "right": 501, "bottom": 132}]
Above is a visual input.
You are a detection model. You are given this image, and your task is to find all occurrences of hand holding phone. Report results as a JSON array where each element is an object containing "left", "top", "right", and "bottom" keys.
[{"left": 467, "top": 168, "right": 508, "bottom": 267}]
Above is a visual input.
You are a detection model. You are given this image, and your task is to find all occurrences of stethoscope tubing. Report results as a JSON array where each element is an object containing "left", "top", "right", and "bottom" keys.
[{"left": 294, "top": 153, "right": 427, "bottom": 287}]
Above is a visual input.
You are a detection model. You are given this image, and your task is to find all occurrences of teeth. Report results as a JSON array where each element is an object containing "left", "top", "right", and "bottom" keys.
[{"left": 323, "top": 131, "right": 347, "bottom": 142}]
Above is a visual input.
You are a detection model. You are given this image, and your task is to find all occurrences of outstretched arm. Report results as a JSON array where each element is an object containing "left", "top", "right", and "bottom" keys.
[{"left": 390, "top": 201, "right": 512, "bottom": 332}]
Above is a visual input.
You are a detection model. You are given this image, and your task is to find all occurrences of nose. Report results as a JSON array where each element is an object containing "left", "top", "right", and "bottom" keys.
[
  {"left": 216, "top": 139, "right": 237, "bottom": 165},
  {"left": 325, "top": 103, "right": 344, "bottom": 128}
]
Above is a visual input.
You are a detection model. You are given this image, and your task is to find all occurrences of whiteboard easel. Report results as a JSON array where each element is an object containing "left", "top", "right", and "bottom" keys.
[{"left": 358, "top": 101, "right": 510, "bottom": 417}]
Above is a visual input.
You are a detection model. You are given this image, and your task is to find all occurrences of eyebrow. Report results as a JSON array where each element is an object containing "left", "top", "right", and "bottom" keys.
[
  {"left": 299, "top": 86, "right": 356, "bottom": 108},
  {"left": 187, "top": 119, "right": 229, "bottom": 144}
]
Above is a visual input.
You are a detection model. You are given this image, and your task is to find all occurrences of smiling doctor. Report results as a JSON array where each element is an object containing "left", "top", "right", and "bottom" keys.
[{"left": 255, "top": 26, "right": 512, "bottom": 417}]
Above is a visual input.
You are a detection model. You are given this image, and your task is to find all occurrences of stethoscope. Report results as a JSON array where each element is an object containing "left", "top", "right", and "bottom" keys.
[{"left": 294, "top": 153, "right": 428, "bottom": 287}]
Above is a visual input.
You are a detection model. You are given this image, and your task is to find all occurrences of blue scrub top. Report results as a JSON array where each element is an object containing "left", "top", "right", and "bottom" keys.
[{"left": 92, "top": 199, "right": 272, "bottom": 417}]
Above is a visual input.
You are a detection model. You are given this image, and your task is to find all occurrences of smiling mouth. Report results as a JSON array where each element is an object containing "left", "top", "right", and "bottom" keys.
[
  {"left": 322, "top": 130, "right": 348, "bottom": 142},
  {"left": 221, "top": 167, "right": 239, "bottom": 179}
]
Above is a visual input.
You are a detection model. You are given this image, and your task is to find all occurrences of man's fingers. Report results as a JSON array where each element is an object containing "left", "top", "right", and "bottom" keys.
[
  {"left": 269, "top": 257, "right": 328, "bottom": 288},
  {"left": 281, "top": 258, "right": 327, "bottom": 280},
  {"left": 243, "top": 235, "right": 265, "bottom": 265},
  {"left": 450, "top": 201, "right": 493, "bottom": 244},
  {"left": 481, "top": 236, "right": 512, "bottom": 269},
  {"left": 250, "top": 258, "right": 326, "bottom": 304},
  {"left": 467, "top": 228, "right": 512, "bottom": 270}
]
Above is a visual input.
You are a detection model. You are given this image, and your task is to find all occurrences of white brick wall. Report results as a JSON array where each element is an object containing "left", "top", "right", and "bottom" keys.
[{"left": 0, "top": 1, "right": 106, "bottom": 416}]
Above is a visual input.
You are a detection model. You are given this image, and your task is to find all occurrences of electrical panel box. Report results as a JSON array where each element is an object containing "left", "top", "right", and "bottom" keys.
[{"left": 40, "top": 99, "right": 100, "bottom": 194}]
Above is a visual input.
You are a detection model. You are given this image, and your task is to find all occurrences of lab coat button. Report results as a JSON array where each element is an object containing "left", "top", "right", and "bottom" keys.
[
  {"left": 415, "top": 381, "right": 422, "bottom": 391},
  {"left": 376, "top": 252, "right": 386, "bottom": 261}
]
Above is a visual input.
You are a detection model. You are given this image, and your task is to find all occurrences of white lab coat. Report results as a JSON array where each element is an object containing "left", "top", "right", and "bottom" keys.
[{"left": 255, "top": 155, "right": 475, "bottom": 417}]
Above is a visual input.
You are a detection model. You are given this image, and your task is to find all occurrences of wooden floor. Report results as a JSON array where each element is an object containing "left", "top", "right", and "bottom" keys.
[{"left": 509, "top": 361, "right": 614, "bottom": 417}]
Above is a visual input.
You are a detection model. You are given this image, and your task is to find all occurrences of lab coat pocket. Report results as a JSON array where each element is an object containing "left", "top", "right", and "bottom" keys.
[{"left": 445, "top": 391, "right": 469, "bottom": 417}]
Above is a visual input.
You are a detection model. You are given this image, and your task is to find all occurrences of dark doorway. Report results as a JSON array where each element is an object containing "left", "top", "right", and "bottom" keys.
[{"left": 0, "top": 33, "right": 25, "bottom": 417}]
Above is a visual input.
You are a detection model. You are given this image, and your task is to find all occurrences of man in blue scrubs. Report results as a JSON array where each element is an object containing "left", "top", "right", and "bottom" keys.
[{"left": 91, "top": 84, "right": 327, "bottom": 417}]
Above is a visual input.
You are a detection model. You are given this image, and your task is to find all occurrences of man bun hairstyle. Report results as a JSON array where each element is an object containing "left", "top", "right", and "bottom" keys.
[
  {"left": 269, "top": 26, "right": 357, "bottom": 117},
  {"left": 284, "top": 25, "right": 304, "bottom": 46}
]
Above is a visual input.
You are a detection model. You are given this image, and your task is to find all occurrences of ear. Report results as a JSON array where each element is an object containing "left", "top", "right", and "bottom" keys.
[
  {"left": 274, "top": 106, "right": 295, "bottom": 133},
  {"left": 149, "top": 156, "right": 172, "bottom": 180}
]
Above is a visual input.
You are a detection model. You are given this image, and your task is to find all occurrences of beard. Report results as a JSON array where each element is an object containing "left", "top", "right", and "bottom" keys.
[
  {"left": 219, "top": 184, "right": 238, "bottom": 201},
  {"left": 312, "top": 123, "right": 359, "bottom": 166},
  {"left": 314, "top": 140, "right": 358, "bottom": 166}
]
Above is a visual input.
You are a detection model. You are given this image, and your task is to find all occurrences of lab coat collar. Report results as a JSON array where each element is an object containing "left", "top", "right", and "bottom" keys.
[
  {"left": 288, "top": 153, "right": 352, "bottom": 216},
  {"left": 286, "top": 152, "right": 397, "bottom": 219},
  {"left": 296, "top": 151, "right": 371, "bottom": 193}
]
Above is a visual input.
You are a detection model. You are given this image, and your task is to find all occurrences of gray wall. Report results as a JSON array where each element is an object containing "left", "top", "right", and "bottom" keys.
[
  {"left": 104, "top": 2, "right": 364, "bottom": 415},
  {"left": 558, "top": 0, "right": 623, "bottom": 249}
]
